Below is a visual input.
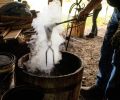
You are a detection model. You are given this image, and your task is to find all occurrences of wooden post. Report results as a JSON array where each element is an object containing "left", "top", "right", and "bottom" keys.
[{"left": 71, "top": 20, "right": 86, "bottom": 38}]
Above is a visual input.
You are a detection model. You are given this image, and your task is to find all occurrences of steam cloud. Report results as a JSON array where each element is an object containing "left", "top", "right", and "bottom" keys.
[{"left": 26, "top": 0, "right": 65, "bottom": 73}]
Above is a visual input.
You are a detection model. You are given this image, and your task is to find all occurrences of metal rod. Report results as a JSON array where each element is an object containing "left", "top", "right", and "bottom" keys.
[
  {"left": 56, "top": 18, "right": 77, "bottom": 25},
  {"left": 55, "top": 13, "right": 92, "bottom": 26},
  {"left": 65, "top": 23, "right": 73, "bottom": 51}
]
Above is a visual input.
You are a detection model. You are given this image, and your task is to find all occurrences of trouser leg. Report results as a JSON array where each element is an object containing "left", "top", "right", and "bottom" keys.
[
  {"left": 96, "top": 10, "right": 118, "bottom": 91},
  {"left": 105, "top": 50, "right": 120, "bottom": 99},
  {"left": 91, "top": 7, "right": 102, "bottom": 36}
]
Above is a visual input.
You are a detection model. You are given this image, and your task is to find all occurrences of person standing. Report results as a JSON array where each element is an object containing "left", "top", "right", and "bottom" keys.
[
  {"left": 86, "top": 1, "right": 102, "bottom": 38},
  {"left": 78, "top": 0, "right": 120, "bottom": 99}
]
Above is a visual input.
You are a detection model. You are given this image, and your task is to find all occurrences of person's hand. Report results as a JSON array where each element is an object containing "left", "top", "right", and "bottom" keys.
[{"left": 77, "top": 10, "right": 88, "bottom": 22}]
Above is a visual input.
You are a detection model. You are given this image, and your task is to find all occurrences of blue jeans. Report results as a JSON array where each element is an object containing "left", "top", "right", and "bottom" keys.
[{"left": 96, "top": 8, "right": 120, "bottom": 99}]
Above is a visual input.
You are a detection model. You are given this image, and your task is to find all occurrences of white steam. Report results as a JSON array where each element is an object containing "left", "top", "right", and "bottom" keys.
[{"left": 26, "top": 0, "right": 65, "bottom": 73}]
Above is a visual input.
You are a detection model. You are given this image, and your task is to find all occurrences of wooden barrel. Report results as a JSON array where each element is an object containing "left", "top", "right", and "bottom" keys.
[
  {"left": 16, "top": 52, "right": 84, "bottom": 100},
  {"left": 1, "top": 86, "right": 44, "bottom": 100},
  {"left": 0, "top": 52, "right": 15, "bottom": 97}
]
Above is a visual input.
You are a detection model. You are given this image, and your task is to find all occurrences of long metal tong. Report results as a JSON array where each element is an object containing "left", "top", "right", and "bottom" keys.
[
  {"left": 44, "top": 18, "right": 77, "bottom": 66},
  {"left": 44, "top": 17, "right": 91, "bottom": 66}
]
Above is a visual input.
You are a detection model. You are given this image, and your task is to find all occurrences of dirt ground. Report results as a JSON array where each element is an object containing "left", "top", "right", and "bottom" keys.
[{"left": 66, "top": 35, "right": 104, "bottom": 87}]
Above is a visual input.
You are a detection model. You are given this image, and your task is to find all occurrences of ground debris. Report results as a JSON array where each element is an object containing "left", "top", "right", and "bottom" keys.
[{"left": 66, "top": 36, "right": 103, "bottom": 86}]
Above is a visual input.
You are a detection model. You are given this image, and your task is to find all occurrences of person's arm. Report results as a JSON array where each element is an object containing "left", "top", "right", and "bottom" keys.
[{"left": 78, "top": 0, "right": 102, "bottom": 21}]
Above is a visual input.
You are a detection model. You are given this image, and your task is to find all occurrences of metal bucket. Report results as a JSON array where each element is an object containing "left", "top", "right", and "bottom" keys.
[
  {"left": 0, "top": 52, "right": 15, "bottom": 97},
  {"left": 1, "top": 86, "right": 44, "bottom": 100},
  {"left": 16, "top": 52, "right": 83, "bottom": 100}
]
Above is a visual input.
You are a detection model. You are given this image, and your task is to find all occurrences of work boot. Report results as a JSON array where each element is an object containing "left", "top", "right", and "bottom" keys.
[
  {"left": 85, "top": 33, "right": 95, "bottom": 38},
  {"left": 80, "top": 85, "right": 105, "bottom": 100}
]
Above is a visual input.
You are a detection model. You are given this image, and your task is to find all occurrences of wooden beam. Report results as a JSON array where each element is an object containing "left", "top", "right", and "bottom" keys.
[
  {"left": 4, "top": 29, "right": 22, "bottom": 40},
  {"left": 0, "top": 28, "right": 10, "bottom": 37}
]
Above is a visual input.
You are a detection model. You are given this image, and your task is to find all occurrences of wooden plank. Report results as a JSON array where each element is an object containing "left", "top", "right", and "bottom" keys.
[
  {"left": 0, "top": 0, "right": 13, "bottom": 3},
  {"left": 4, "top": 29, "right": 22, "bottom": 40},
  {"left": 0, "top": 28, "right": 10, "bottom": 37}
]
